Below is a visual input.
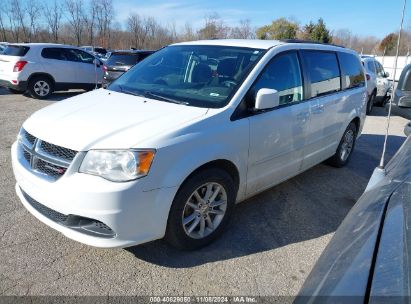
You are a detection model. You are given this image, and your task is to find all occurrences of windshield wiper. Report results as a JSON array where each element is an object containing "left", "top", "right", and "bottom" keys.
[
  {"left": 143, "top": 91, "right": 189, "bottom": 105},
  {"left": 117, "top": 85, "right": 145, "bottom": 97}
]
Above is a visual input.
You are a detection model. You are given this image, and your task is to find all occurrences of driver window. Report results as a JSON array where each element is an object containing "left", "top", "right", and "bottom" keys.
[{"left": 250, "top": 52, "right": 303, "bottom": 106}]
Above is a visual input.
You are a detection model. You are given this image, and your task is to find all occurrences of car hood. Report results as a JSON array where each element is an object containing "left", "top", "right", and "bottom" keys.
[{"left": 23, "top": 89, "right": 209, "bottom": 151}]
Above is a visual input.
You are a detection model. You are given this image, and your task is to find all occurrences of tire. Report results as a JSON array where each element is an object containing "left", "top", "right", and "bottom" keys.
[
  {"left": 28, "top": 76, "right": 53, "bottom": 99},
  {"left": 165, "top": 168, "right": 236, "bottom": 250},
  {"left": 8, "top": 88, "right": 24, "bottom": 94},
  {"left": 376, "top": 93, "right": 389, "bottom": 107},
  {"left": 366, "top": 91, "right": 376, "bottom": 115},
  {"left": 326, "top": 122, "right": 357, "bottom": 168}
]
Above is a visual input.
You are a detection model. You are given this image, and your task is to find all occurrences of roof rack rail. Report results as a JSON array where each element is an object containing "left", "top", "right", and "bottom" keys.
[{"left": 280, "top": 39, "right": 345, "bottom": 48}]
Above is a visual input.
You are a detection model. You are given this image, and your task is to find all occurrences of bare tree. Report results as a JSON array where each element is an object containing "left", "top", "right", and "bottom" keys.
[
  {"left": 198, "top": 13, "right": 229, "bottom": 39},
  {"left": 13, "top": 0, "right": 29, "bottom": 41},
  {"left": 26, "top": 0, "right": 41, "bottom": 42},
  {"left": 180, "top": 22, "right": 197, "bottom": 42},
  {"left": 44, "top": 0, "right": 63, "bottom": 43},
  {"left": 65, "top": 0, "right": 84, "bottom": 46},
  {"left": 230, "top": 19, "right": 255, "bottom": 39},
  {"left": 6, "top": 0, "right": 20, "bottom": 41},
  {"left": 84, "top": 0, "right": 98, "bottom": 45},
  {"left": 0, "top": 7, "right": 8, "bottom": 41},
  {"left": 95, "top": 0, "right": 113, "bottom": 48},
  {"left": 127, "top": 13, "right": 151, "bottom": 48}
]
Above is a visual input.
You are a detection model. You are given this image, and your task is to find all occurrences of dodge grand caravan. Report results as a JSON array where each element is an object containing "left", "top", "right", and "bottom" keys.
[{"left": 11, "top": 39, "right": 367, "bottom": 250}]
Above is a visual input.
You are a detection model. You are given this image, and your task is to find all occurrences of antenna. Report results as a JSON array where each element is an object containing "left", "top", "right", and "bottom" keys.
[{"left": 380, "top": 0, "right": 407, "bottom": 168}]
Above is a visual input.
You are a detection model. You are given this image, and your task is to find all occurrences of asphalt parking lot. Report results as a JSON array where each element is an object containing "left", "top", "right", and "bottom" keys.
[{"left": 0, "top": 87, "right": 408, "bottom": 297}]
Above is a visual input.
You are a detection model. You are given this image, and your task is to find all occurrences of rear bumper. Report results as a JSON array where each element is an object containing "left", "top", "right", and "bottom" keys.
[{"left": 0, "top": 79, "right": 27, "bottom": 91}]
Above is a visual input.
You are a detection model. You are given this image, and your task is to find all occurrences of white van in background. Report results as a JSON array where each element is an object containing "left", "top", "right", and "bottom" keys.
[{"left": 0, "top": 43, "right": 104, "bottom": 99}]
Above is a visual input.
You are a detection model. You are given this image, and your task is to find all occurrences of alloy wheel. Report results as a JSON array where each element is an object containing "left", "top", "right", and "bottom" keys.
[
  {"left": 182, "top": 182, "right": 227, "bottom": 239},
  {"left": 33, "top": 81, "right": 50, "bottom": 97},
  {"left": 340, "top": 129, "right": 354, "bottom": 162}
]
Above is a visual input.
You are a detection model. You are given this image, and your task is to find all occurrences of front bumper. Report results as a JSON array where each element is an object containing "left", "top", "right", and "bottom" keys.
[
  {"left": 11, "top": 142, "right": 177, "bottom": 248},
  {"left": 0, "top": 79, "right": 27, "bottom": 91}
]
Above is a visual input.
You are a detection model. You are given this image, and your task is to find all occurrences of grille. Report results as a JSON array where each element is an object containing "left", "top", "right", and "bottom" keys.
[
  {"left": 22, "top": 190, "right": 69, "bottom": 222},
  {"left": 36, "top": 159, "right": 67, "bottom": 178},
  {"left": 39, "top": 141, "right": 77, "bottom": 161},
  {"left": 18, "top": 128, "right": 78, "bottom": 181},
  {"left": 22, "top": 129, "right": 36, "bottom": 146}
]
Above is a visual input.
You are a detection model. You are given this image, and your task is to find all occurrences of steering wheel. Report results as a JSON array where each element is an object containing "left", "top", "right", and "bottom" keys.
[{"left": 222, "top": 80, "right": 237, "bottom": 88}]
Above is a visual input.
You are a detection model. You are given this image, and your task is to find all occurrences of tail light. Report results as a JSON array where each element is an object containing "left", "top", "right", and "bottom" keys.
[
  {"left": 102, "top": 65, "right": 107, "bottom": 72},
  {"left": 366, "top": 74, "right": 371, "bottom": 81},
  {"left": 13, "top": 61, "right": 28, "bottom": 72}
]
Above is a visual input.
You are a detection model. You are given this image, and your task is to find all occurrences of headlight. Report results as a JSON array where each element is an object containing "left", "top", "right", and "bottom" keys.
[{"left": 79, "top": 149, "right": 155, "bottom": 182}]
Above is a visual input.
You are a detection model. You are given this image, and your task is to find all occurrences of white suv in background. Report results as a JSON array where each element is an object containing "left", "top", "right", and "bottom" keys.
[
  {"left": 12, "top": 40, "right": 366, "bottom": 250},
  {"left": 361, "top": 56, "right": 391, "bottom": 114},
  {"left": 0, "top": 43, "right": 104, "bottom": 99}
]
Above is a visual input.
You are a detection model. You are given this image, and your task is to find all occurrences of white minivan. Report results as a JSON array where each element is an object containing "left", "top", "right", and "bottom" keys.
[{"left": 11, "top": 39, "right": 367, "bottom": 250}]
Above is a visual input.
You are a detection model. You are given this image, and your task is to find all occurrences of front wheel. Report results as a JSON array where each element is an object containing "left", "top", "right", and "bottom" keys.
[
  {"left": 165, "top": 168, "right": 236, "bottom": 250},
  {"left": 28, "top": 77, "right": 53, "bottom": 99},
  {"left": 326, "top": 122, "right": 357, "bottom": 168}
]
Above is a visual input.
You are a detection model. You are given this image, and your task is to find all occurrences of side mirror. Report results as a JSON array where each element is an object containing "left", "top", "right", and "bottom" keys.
[
  {"left": 384, "top": 71, "right": 390, "bottom": 78},
  {"left": 255, "top": 88, "right": 280, "bottom": 110}
]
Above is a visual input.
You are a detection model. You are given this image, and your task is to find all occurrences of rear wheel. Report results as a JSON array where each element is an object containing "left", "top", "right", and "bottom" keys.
[
  {"left": 28, "top": 77, "right": 53, "bottom": 99},
  {"left": 165, "top": 168, "right": 236, "bottom": 250},
  {"left": 326, "top": 122, "right": 357, "bottom": 168},
  {"left": 366, "top": 91, "right": 376, "bottom": 114}
]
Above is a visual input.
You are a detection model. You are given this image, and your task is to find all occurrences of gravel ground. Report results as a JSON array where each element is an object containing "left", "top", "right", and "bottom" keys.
[{"left": 0, "top": 88, "right": 408, "bottom": 297}]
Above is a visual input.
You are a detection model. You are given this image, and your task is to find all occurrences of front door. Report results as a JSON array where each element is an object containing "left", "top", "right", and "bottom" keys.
[{"left": 246, "top": 51, "right": 310, "bottom": 196}]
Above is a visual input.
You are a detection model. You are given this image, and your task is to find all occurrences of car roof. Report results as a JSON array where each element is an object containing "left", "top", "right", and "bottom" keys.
[
  {"left": 172, "top": 39, "right": 353, "bottom": 53},
  {"left": 111, "top": 49, "right": 154, "bottom": 54},
  {"left": 8, "top": 43, "right": 81, "bottom": 49}
]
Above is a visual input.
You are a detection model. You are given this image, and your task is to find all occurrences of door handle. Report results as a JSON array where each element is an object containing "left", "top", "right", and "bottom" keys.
[{"left": 312, "top": 104, "right": 324, "bottom": 114}]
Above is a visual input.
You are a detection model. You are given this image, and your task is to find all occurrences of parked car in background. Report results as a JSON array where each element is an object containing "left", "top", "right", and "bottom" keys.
[
  {"left": 390, "top": 63, "right": 411, "bottom": 120},
  {"left": 361, "top": 55, "right": 391, "bottom": 114},
  {"left": 11, "top": 39, "right": 366, "bottom": 250},
  {"left": 0, "top": 42, "right": 8, "bottom": 54},
  {"left": 102, "top": 50, "right": 154, "bottom": 85},
  {"left": 0, "top": 43, "right": 104, "bottom": 99},
  {"left": 80, "top": 45, "right": 107, "bottom": 59},
  {"left": 296, "top": 128, "right": 411, "bottom": 303}
]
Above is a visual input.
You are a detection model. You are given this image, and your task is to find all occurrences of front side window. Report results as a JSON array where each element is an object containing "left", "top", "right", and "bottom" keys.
[
  {"left": 109, "top": 45, "right": 264, "bottom": 108},
  {"left": 250, "top": 52, "right": 303, "bottom": 105},
  {"left": 338, "top": 52, "right": 365, "bottom": 89},
  {"left": 303, "top": 51, "right": 341, "bottom": 98},
  {"left": 367, "top": 61, "right": 376, "bottom": 74}
]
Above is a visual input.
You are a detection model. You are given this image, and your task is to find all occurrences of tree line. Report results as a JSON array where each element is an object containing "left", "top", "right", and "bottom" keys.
[{"left": 0, "top": 0, "right": 408, "bottom": 55}]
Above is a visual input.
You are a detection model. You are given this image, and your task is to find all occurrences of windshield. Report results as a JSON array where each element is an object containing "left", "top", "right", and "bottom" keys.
[
  {"left": 107, "top": 54, "right": 140, "bottom": 66},
  {"left": 108, "top": 45, "right": 264, "bottom": 108}
]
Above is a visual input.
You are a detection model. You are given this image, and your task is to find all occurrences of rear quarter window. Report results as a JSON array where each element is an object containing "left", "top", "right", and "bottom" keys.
[
  {"left": 3, "top": 45, "right": 30, "bottom": 56},
  {"left": 338, "top": 52, "right": 365, "bottom": 89}
]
